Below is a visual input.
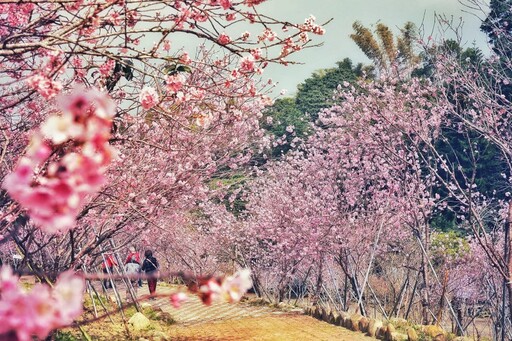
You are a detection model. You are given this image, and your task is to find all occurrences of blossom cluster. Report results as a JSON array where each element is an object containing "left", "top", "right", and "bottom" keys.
[
  {"left": 300, "top": 15, "right": 325, "bottom": 35},
  {"left": 0, "top": 267, "right": 85, "bottom": 341},
  {"left": 26, "top": 75, "right": 63, "bottom": 100},
  {"left": 139, "top": 86, "right": 160, "bottom": 110},
  {"left": 2, "top": 87, "right": 116, "bottom": 233},
  {"left": 218, "top": 33, "right": 231, "bottom": 45}
]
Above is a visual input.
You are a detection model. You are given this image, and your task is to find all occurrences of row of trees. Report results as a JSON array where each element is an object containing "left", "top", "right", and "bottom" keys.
[{"left": 194, "top": 2, "right": 512, "bottom": 339}]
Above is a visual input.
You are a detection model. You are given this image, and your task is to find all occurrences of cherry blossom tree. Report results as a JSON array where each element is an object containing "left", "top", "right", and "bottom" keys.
[{"left": 218, "top": 78, "right": 442, "bottom": 314}]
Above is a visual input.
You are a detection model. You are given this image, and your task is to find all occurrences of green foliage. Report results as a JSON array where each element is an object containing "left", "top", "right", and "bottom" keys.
[
  {"left": 480, "top": 1, "right": 512, "bottom": 100},
  {"left": 209, "top": 173, "right": 246, "bottom": 189},
  {"left": 262, "top": 97, "right": 309, "bottom": 157},
  {"left": 351, "top": 22, "right": 383, "bottom": 66},
  {"left": 209, "top": 173, "right": 248, "bottom": 216},
  {"left": 295, "top": 58, "right": 362, "bottom": 120},
  {"left": 397, "top": 22, "right": 417, "bottom": 63},
  {"left": 429, "top": 127, "right": 509, "bottom": 233},
  {"left": 431, "top": 231, "right": 470, "bottom": 266},
  {"left": 162, "top": 63, "right": 192, "bottom": 75},
  {"left": 412, "top": 40, "right": 485, "bottom": 79},
  {"left": 54, "top": 331, "right": 79, "bottom": 341},
  {"left": 106, "top": 59, "right": 134, "bottom": 92},
  {"left": 411, "top": 40, "right": 507, "bottom": 235},
  {"left": 439, "top": 130, "right": 507, "bottom": 194},
  {"left": 429, "top": 213, "right": 457, "bottom": 233},
  {"left": 259, "top": 58, "right": 363, "bottom": 160},
  {"left": 134, "top": 306, "right": 176, "bottom": 325},
  {"left": 83, "top": 293, "right": 110, "bottom": 311}
]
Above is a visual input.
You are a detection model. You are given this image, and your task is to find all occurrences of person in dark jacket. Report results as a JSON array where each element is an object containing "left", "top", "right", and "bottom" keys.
[{"left": 141, "top": 249, "right": 159, "bottom": 297}]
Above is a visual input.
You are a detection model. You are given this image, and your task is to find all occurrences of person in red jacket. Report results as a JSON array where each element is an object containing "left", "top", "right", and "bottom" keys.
[
  {"left": 124, "top": 246, "right": 141, "bottom": 301},
  {"left": 102, "top": 253, "right": 118, "bottom": 289},
  {"left": 125, "top": 246, "right": 142, "bottom": 287},
  {"left": 125, "top": 246, "right": 140, "bottom": 265}
]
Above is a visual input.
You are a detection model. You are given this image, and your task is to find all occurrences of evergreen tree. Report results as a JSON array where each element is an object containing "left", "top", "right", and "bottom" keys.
[
  {"left": 258, "top": 58, "right": 364, "bottom": 159},
  {"left": 481, "top": 0, "right": 512, "bottom": 100},
  {"left": 295, "top": 58, "right": 362, "bottom": 120},
  {"left": 262, "top": 97, "right": 310, "bottom": 158},
  {"left": 481, "top": 0, "right": 512, "bottom": 56}
]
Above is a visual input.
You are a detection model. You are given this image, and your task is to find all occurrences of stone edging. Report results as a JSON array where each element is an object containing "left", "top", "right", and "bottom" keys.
[{"left": 304, "top": 306, "right": 474, "bottom": 341}]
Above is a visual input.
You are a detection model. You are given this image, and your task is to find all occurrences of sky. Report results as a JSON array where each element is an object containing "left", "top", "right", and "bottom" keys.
[{"left": 257, "top": 0, "right": 491, "bottom": 96}]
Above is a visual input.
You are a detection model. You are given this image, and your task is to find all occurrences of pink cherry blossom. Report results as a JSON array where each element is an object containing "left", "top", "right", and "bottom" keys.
[
  {"left": 179, "top": 51, "right": 191, "bottom": 65},
  {"left": 194, "top": 112, "right": 213, "bottom": 128},
  {"left": 190, "top": 269, "right": 252, "bottom": 305},
  {"left": 163, "top": 39, "right": 171, "bottom": 51},
  {"left": 99, "top": 59, "right": 116, "bottom": 76},
  {"left": 218, "top": 33, "right": 231, "bottom": 45},
  {"left": 26, "top": 74, "right": 63, "bottom": 99},
  {"left": 40, "top": 114, "right": 84, "bottom": 144},
  {"left": 219, "top": 0, "right": 232, "bottom": 10},
  {"left": 221, "top": 269, "right": 253, "bottom": 302},
  {"left": 239, "top": 55, "right": 255, "bottom": 73},
  {"left": 139, "top": 86, "right": 159, "bottom": 110},
  {"left": 0, "top": 1, "right": 335, "bottom": 335},
  {"left": 245, "top": 0, "right": 266, "bottom": 5},
  {"left": 53, "top": 271, "right": 85, "bottom": 324},
  {"left": 250, "top": 48, "right": 262, "bottom": 60},
  {"left": 240, "top": 31, "right": 250, "bottom": 41},
  {"left": 198, "top": 278, "right": 222, "bottom": 305},
  {"left": 258, "top": 28, "right": 276, "bottom": 42},
  {"left": 166, "top": 73, "right": 187, "bottom": 93},
  {"left": 3, "top": 87, "right": 115, "bottom": 233}
]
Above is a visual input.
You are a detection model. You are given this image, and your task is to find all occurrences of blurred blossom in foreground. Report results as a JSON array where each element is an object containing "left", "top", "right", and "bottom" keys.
[
  {"left": 2, "top": 86, "right": 116, "bottom": 233},
  {"left": 0, "top": 267, "right": 85, "bottom": 341},
  {"left": 192, "top": 269, "right": 253, "bottom": 305}
]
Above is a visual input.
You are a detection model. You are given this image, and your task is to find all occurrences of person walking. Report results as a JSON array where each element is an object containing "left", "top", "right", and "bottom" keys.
[
  {"left": 141, "top": 249, "right": 159, "bottom": 298},
  {"left": 102, "top": 253, "right": 117, "bottom": 289},
  {"left": 124, "top": 246, "right": 141, "bottom": 301}
]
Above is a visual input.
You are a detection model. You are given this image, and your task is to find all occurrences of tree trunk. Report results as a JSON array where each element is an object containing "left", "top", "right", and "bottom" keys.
[
  {"left": 313, "top": 256, "right": 324, "bottom": 303},
  {"left": 503, "top": 201, "right": 512, "bottom": 340},
  {"left": 452, "top": 297, "right": 463, "bottom": 336},
  {"left": 405, "top": 270, "right": 420, "bottom": 320}
]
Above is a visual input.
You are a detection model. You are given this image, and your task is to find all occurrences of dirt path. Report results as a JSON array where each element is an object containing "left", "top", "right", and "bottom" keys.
[
  {"left": 148, "top": 286, "right": 375, "bottom": 341},
  {"left": 163, "top": 315, "right": 376, "bottom": 341}
]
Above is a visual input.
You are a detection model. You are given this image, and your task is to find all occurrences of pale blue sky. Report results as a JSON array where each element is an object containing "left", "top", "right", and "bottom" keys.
[{"left": 258, "top": 0, "right": 491, "bottom": 96}]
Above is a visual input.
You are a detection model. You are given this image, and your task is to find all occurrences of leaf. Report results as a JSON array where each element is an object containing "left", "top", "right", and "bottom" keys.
[
  {"left": 176, "top": 65, "right": 192, "bottom": 73},
  {"left": 123, "top": 60, "right": 134, "bottom": 80},
  {"left": 163, "top": 63, "right": 192, "bottom": 76},
  {"left": 105, "top": 61, "right": 123, "bottom": 92},
  {"left": 163, "top": 64, "right": 178, "bottom": 75}
]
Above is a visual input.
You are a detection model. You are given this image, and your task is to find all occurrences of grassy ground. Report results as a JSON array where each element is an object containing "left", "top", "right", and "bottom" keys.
[{"left": 56, "top": 290, "right": 177, "bottom": 340}]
